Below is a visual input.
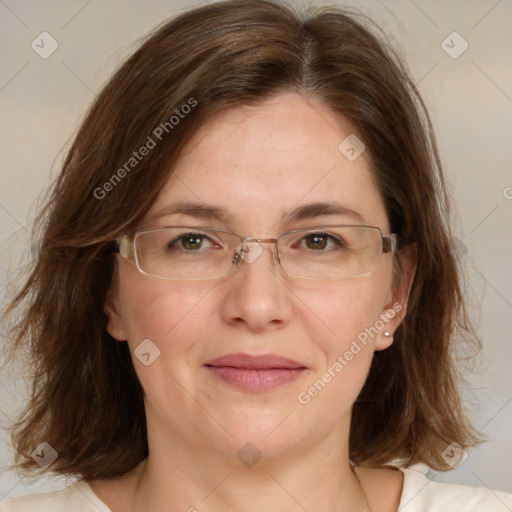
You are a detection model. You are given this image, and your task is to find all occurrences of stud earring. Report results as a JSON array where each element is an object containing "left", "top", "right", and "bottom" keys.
[{"left": 384, "top": 331, "right": 393, "bottom": 338}]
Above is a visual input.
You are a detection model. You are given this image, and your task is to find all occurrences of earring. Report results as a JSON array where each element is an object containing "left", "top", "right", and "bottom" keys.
[{"left": 384, "top": 331, "right": 393, "bottom": 338}]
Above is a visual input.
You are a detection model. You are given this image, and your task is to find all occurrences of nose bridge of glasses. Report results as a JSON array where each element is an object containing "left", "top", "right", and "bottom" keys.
[{"left": 234, "top": 237, "right": 279, "bottom": 265}]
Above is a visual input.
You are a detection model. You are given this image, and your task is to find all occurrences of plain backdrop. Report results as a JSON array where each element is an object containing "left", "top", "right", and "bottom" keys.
[{"left": 1, "top": 0, "right": 511, "bottom": 503}]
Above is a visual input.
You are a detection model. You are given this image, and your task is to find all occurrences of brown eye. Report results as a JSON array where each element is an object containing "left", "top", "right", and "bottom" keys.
[
  {"left": 168, "top": 233, "right": 210, "bottom": 251},
  {"left": 297, "top": 233, "right": 342, "bottom": 251},
  {"left": 304, "top": 234, "right": 328, "bottom": 250}
]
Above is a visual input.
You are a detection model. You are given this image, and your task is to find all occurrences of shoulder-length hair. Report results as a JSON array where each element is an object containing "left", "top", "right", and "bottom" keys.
[{"left": 3, "top": 0, "right": 481, "bottom": 481}]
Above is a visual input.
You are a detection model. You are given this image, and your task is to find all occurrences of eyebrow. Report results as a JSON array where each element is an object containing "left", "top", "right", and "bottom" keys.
[{"left": 149, "top": 200, "right": 367, "bottom": 226}]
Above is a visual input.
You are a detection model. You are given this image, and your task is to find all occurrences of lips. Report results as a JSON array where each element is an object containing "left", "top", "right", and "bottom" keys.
[
  {"left": 204, "top": 353, "right": 307, "bottom": 392},
  {"left": 205, "top": 353, "right": 304, "bottom": 370}
]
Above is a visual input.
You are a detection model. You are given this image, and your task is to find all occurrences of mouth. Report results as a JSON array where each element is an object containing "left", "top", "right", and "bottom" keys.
[{"left": 204, "top": 353, "right": 307, "bottom": 392}]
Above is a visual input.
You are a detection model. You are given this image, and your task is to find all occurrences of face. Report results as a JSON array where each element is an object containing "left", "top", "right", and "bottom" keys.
[{"left": 106, "top": 92, "right": 414, "bottom": 464}]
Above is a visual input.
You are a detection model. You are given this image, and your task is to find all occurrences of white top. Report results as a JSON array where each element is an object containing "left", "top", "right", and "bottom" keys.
[{"left": 1, "top": 467, "right": 512, "bottom": 511}]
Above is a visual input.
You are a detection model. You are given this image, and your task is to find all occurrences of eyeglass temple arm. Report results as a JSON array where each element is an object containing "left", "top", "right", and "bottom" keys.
[
  {"left": 114, "top": 236, "right": 132, "bottom": 258},
  {"left": 382, "top": 233, "right": 409, "bottom": 253}
]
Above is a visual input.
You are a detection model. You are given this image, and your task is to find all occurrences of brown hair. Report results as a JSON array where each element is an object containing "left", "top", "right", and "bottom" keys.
[{"left": 2, "top": 0, "right": 481, "bottom": 481}]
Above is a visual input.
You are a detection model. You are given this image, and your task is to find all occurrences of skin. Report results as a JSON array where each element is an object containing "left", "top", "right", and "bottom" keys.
[{"left": 94, "top": 91, "right": 417, "bottom": 512}]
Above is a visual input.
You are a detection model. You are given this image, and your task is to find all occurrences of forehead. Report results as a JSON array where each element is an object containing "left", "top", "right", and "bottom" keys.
[{"left": 145, "top": 92, "right": 389, "bottom": 233}]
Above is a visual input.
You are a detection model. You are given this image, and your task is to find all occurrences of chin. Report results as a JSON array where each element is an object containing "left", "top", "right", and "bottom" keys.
[{"left": 208, "top": 405, "right": 310, "bottom": 458}]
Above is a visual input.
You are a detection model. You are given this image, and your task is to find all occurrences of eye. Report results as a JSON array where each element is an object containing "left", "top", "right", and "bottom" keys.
[
  {"left": 168, "top": 233, "right": 216, "bottom": 251},
  {"left": 295, "top": 232, "right": 344, "bottom": 251}
]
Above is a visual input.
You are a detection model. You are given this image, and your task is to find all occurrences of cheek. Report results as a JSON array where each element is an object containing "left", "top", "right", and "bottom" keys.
[
  {"left": 115, "top": 271, "right": 219, "bottom": 408},
  {"left": 294, "top": 277, "right": 390, "bottom": 415},
  {"left": 296, "top": 270, "right": 392, "bottom": 352},
  {"left": 116, "top": 266, "right": 214, "bottom": 350}
]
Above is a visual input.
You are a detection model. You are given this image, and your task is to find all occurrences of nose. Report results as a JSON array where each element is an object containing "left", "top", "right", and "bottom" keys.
[{"left": 220, "top": 240, "right": 293, "bottom": 333}]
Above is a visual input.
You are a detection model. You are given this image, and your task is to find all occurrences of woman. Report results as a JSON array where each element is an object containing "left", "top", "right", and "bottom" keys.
[{"left": 2, "top": 1, "right": 511, "bottom": 510}]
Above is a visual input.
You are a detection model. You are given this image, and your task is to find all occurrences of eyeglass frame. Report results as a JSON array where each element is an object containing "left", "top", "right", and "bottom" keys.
[{"left": 113, "top": 224, "right": 409, "bottom": 281}]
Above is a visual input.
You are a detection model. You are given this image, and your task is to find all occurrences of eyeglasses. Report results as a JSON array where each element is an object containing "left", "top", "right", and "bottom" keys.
[{"left": 114, "top": 225, "right": 407, "bottom": 281}]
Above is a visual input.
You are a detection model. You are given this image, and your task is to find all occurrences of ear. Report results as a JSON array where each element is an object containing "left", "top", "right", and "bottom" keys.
[
  {"left": 375, "top": 242, "right": 418, "bottom": 351},
  {"left": 104, "top": 283, "right": 129, "bottom": 342}
]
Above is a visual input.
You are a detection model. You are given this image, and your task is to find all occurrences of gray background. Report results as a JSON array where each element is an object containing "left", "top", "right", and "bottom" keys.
[{"left": 1, "top": 0, "right": 511, "bottom": 504}]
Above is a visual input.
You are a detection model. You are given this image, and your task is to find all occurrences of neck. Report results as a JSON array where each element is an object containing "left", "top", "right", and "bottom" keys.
[{"left": 128, "top": 416, "right": 371, "bottom": 512}]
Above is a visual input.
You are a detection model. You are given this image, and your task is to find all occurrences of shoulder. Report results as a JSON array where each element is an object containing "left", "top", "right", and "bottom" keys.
[
  {"left": 399, "top": 466, "right": 512, "bottom": 512},
  {"left": 0, "top": 481, "right": 111, "bottom": 512}
]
